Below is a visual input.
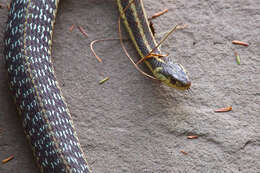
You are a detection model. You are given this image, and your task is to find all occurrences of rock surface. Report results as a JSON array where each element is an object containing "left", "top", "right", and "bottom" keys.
[{"left": 0, "top": 0, "right": 259, "bottom": 172}]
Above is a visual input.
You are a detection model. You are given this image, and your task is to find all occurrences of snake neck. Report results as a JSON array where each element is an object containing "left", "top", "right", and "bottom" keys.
[
  {"left": 117, "top": 0, "right": 191, "bottom": 90},
  {"left": 117, "top": 0, "right": 171, "bottom": 70}
]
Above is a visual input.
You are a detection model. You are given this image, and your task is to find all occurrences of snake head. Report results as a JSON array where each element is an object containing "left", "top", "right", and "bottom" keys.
[{"left": 153, "top": 62, "right": 191, "bottom": 90}]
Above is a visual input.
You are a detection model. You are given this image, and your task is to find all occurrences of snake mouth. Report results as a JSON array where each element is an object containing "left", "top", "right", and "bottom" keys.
[
  {"left": 153, "top": 65, "right": 191, "bottom": 90},
  {"left": 164, "top": 72, "right": 191, "bottom": 90},
  {"left": 156, "top": 74, "right": 191, "bottom": 90},
  {"left": 161, "top": 62, "right": 191, "bottom": 90},
  {"left": 173, "top": 80, "right": 191, "bottom": 90}
]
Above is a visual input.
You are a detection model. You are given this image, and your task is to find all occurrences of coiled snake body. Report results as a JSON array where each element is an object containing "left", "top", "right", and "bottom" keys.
[{"left": 4, "top": 0, "right": 190, "bottom": 172}]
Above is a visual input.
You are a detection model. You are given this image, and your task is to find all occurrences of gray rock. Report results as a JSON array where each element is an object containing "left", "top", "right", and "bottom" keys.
[{"left": 0, "top": 0, "right": 259, "bottom": 172}]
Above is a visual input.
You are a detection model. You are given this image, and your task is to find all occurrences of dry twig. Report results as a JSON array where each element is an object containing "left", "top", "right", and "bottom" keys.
[
  {"left": 180, "top": 150, "right": 188, "bottom": 155},
  {"left": 69, "top": 24, "right": 75, "bottom": 32},
  {"left": 214, "top": 106, "right": 232, "bottom": 113},
  {"left": 232, "top": 40, "right": 249, "bottom": 46},
  {"left": 149, "top": 9, "right": 169, "bottom": 20},
  {"left": 78, "top": 26, "right": 88, "bottom": 37},
  {"left": 2, "top": 155, "right": 14, "bottom": 164},
  {"left": 90, "top": 38, "right": 127, "bottom": 63},
  {"left": 187, "top": 136, "right": 198, "bottom": 139}
]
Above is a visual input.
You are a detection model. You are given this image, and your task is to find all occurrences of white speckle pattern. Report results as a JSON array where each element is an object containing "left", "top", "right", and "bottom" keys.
[{"left": 4, "top": 0, "right": 91, "bottom": 172}]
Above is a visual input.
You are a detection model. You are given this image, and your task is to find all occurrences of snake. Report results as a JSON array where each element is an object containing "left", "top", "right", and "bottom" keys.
[
  {"left": 117, "top": 0, "right": 191, "bottom": 90},
  {"left": 4, "top": 0, "right": 190, "bottom": 172}
]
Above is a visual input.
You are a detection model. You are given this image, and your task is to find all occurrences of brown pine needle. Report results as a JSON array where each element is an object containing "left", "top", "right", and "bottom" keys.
[
  {"left": 214, "top": 106, "right": 232, "bottom": 113},
  {"left": 187, "top": 136, "right": 198, "bottom": 139},
  {"left": 118, "top": 1, "right": 157, "bottom": 80},
  {"left": 2, "top": 155, "right": 14, "bottom": 164},
  {"left": 78, "top": 26, "right": 88, "bottom": 38},
  {"left": 69, "top": 24, "right": 75, "bottom": 32},
  {"left": 180, "top": 150, "right": 188, "bottom": 155},
  {"left": 232, "top": 40, "right": 249, "bottom": 46},
  {"left": 149, "top": 9, "right": 169, "bottom": 20}
]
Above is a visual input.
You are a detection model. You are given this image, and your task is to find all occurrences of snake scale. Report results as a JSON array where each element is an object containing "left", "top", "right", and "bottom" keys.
[{"left": 4, "top": 0, "right": 190, "bottom": 172}]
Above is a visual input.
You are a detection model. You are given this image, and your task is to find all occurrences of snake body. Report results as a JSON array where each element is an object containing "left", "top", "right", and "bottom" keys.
[
  {"left": 4, "top": 0, "right": 190, "bottom": 172},
  {"left": 4, "top": 0, "right": 91, "bottom": 172}
]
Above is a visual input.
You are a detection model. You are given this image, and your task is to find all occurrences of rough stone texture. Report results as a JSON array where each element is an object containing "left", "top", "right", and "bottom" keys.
[{"left": 0, "top": 0, "right": 259, "bottom": 173}]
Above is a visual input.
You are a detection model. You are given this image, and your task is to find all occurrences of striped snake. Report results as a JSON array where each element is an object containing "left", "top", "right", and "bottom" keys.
[{"left": 4, "top": 0, "right": 190, "bottom": 172}]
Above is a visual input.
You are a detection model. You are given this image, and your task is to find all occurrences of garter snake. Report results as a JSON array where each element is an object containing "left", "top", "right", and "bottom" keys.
[
  {"left": 4, "top": 0, "right": 190, "bottom": 172},
  {"left": 117, "top": 0, "right": 191, "bottom": 90}
]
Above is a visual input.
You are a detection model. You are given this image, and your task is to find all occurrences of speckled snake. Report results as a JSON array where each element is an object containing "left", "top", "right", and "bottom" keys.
[{"left": 4, "top": 0, "right": 190, "bottom": 172}]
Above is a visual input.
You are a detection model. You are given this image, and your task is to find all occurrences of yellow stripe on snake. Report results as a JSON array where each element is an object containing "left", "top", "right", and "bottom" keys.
[{"left": 4, "top": 0, "right": 190, "bottom": 172}]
